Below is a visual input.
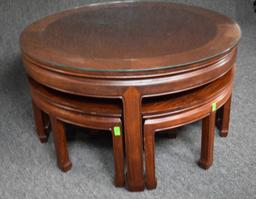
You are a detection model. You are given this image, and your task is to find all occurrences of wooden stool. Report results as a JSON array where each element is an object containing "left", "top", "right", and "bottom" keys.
[
  {"left": 142, "top": 67, "right": 234, "bottom": 189},
  {"left": 29, "top": 78, "right": 125, "bottom": 187}
]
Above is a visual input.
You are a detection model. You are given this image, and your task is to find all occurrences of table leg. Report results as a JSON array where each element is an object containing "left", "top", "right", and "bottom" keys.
[{"left": 123, "top": 87, "right": 144, "bottom": 191}]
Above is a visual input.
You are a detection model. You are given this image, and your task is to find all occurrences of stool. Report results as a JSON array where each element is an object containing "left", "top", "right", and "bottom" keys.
[
  {"left": 29, "top": 78, "right": 125, "bottom": 187},
  {"left": 142, "top": 67, "right": 234, "bottom": 189}
]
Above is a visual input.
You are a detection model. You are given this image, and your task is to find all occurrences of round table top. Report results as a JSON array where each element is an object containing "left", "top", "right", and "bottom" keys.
[{"left": 20, "top": 1, "right": 240, "bottom": 77}]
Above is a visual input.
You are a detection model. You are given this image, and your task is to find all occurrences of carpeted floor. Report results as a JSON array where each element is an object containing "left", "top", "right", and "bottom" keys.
[{"left": 0, "top": 0, "right": 256, "bottom": 198}]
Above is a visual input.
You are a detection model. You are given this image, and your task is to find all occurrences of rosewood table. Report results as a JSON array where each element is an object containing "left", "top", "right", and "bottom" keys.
[{"left": 20, "top": 1, "right": 241, "bottom": 191}]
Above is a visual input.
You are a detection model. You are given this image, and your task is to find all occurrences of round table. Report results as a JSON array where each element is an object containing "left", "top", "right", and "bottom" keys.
[{"left": 20, "top": 1, "right": 241, "bottom": 191}]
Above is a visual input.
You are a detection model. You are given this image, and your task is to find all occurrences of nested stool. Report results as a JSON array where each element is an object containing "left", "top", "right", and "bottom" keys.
[
  {"left": 28, "top": 78, "right": 125, "bottom": 187},
  {"left": 142, "top": 67, "right": 235, "bottom": 189}
]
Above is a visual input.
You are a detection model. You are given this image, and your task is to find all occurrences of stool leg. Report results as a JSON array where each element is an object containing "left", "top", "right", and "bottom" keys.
[
  {"left": 215, "top": 106, "right": 223, "bottom": 130},
  {"left": 219, "top": 96, "right": 232, "bottom": 137},
  {"left": 198, "top": 111, "right": 216, "bottom": 170},
  {"left": 165, "top": 130, "right": 177, "bottom": 139},
  {"left": 32, "top": 101, "right": 48, "bottom": 143},
  {"left": 50, "top": 116, "right": 72, "bottom": 172},
  {"left": 111, "top": 127, "right": 125, "bottom": 187},
  {"left": 144, "top": 126, "right": 157, "bottom": 190}
]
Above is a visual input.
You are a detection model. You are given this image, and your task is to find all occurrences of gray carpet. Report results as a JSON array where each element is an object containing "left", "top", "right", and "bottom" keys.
[{"left": 0, "top": 0, "right": 256, "bottom": 198}]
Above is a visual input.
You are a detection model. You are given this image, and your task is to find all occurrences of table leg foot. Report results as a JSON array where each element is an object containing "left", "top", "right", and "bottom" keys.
[
  {"left": 59, "top": 161, "right": 72, "bottom": 172},
  {"left": 146, "top": 179, "right": 157, "bottom": 190},
  {"left": 198, "top": 160, "right": 212, "bottom": 170},
  {"left": 125, "top": 172, "right": 145, "bottom": 191}
]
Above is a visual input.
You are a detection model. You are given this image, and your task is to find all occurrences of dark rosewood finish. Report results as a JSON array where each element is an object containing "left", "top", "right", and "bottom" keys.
[
  {"left": 29, "top": 79, "right": 125, "bottom": 187},
  {"left": 143, "top": 67, "right": 235, "bottom": 189},
  {"left": 20, "top": 2, "right": 240, "bottom": 77},
  {"left": 20, "top": 1, "right": 241, "bottom": 191},
  {"left": 22, "top": 47, "right": 238, "bottom": 191},
  {"left": 29, "top": 65, "right": 234, "bottom": 190}
]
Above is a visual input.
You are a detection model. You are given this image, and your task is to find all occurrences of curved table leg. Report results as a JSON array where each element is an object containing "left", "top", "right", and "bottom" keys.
[
  {"left": 50, "top": 116, "right": 72, "bottom": 172},
  {"left": 198, "top": 111, "right": 216, "bottom": 170},
  {"left": 32, "top": 101, "right": 48, "bottom": 143},
  {"left": 123, "top": 87, "right": 144, "bottom": 191}
]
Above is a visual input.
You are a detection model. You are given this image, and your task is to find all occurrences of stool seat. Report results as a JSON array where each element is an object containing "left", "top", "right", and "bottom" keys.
[
  {"left": 29, "top": 79, "right": 122, "bottom": 118},
  {"left": 142, "top": 68, "right": 233, "bottom": 118}
]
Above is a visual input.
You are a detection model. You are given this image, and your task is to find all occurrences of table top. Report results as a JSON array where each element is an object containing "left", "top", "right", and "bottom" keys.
[{"left": 20, "top": 1, "right": 240, "bottom": 77}]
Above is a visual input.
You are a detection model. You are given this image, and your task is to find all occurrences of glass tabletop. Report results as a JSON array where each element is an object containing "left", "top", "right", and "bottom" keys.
[{"left": 20, "top": 1, "right": 241, "bottom": 73}]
